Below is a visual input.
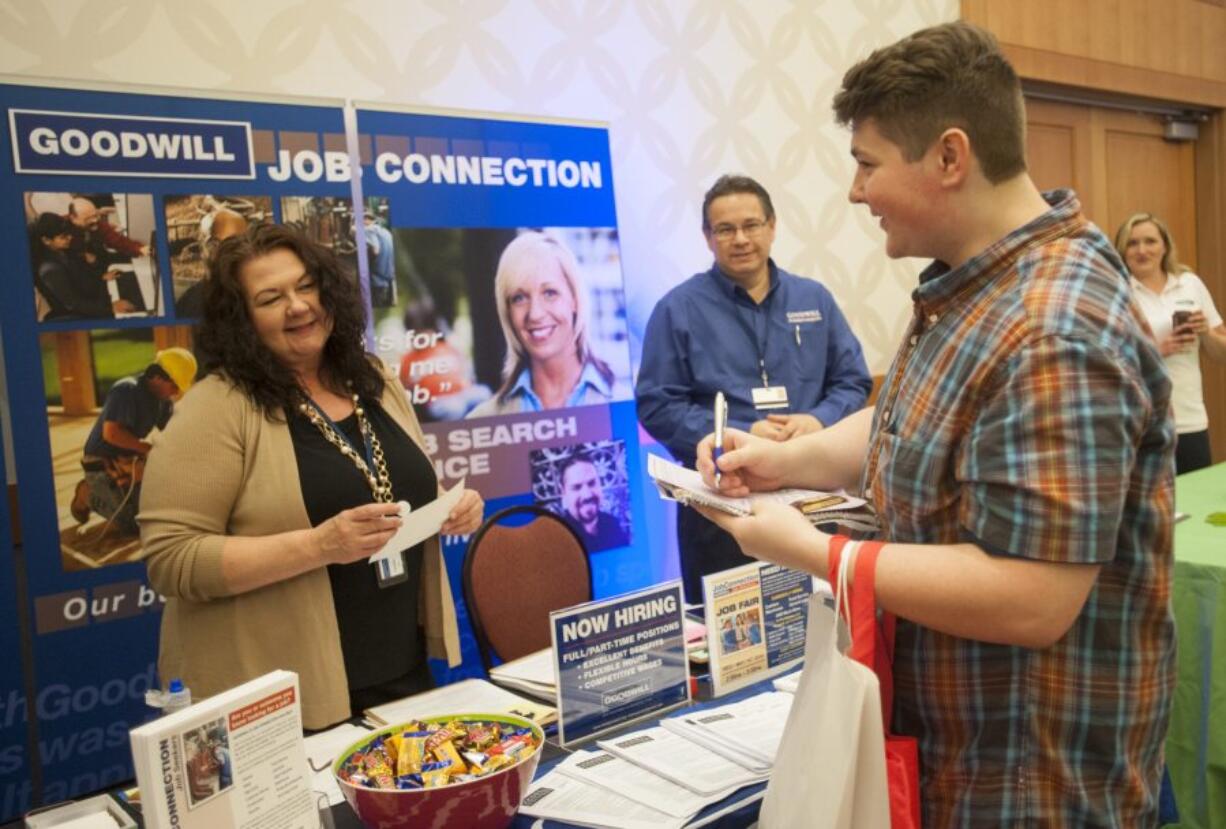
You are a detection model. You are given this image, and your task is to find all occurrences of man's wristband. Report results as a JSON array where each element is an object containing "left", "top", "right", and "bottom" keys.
[{"left": 827, "top": 534, "right": 851, "bottom": 588}]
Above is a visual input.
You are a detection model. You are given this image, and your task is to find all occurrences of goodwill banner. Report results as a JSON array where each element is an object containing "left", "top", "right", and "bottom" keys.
[
  {"left": 0, "top": 422, "right": 30, "bottom": 817},
  {"left": 0, "top": 82, "right": 664, "bottom": 818},
  {"left": 0, "top": 81, "right": 353, "bottom": 819}
]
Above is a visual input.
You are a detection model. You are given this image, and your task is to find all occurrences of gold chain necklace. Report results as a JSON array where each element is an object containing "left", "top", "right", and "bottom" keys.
[{"left": 298, "top": 393, "right": 396, "bottom": 504}]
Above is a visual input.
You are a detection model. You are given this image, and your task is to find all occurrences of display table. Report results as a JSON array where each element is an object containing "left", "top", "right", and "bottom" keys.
[
  {"left": 321, "top": 674, "right": 777, "bottom": 829},
  {"left": 1167, "top": 461, "right": 1226, "bottom": 829},
  {"left": 507, "top": 676, "right": 774, "bottom": 829}
]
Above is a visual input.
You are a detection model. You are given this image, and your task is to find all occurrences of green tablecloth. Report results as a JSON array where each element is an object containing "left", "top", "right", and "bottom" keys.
[{"left": 1167, "top": 462, "right": 1226, "bottom": 829}]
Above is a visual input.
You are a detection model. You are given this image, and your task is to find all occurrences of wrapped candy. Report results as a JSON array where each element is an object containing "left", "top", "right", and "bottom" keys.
[
  {"left": 420, "top": 760, "right": 452, "bottom": 788},
  {"left": 338, "top": 718, "right": 541, "bottom": 791},
  {"left": 360, "top": 740, "right": 395, "bottom": 789},
  {"left": 396, "top": 733, "right": 429, "bottom": 777}
]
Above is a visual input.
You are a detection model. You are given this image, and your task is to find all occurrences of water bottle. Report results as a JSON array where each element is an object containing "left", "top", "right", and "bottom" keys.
[{"left": 145, "top": 678, "right": 192, "bottom": 716}]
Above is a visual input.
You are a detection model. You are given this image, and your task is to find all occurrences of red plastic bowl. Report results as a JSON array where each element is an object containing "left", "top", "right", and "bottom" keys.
[{"left": 333, "top": 713, "right": 545, "bottom": 829}]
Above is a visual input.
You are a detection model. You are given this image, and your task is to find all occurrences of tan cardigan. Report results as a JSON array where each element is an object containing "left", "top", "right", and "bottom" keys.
[{"left": 140, "top": 369, "right": 462, "bottom": 730}]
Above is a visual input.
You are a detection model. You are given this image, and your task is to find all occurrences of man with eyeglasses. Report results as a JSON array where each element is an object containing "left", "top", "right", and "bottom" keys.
[{"left": 636, "top": 174, "right": 871, "bottom": 603}]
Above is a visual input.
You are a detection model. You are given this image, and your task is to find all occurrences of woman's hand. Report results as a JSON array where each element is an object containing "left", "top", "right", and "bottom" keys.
[
  {"left": 441, "top": 488, "right": 484, "bottom": 536},
  {"left": 1160, "top": 325, "right": 1198, "bottom": 356},
  {"left": 1184, "top": 310, "right": 1210, "bottom": 336},
  {"left": 313, "top": 502, "right": 402, "bottom": 564}
]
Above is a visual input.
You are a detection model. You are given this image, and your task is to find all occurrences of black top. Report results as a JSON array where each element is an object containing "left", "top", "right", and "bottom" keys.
[
  {"left": 565, "top": 510, "right": 629, "bottom": 553},
  {"left": 289, "top": 399, "right": 436, "bottom": 693},
  {"left": 37, "top": 251, "right": 113, "bottom": 320}
]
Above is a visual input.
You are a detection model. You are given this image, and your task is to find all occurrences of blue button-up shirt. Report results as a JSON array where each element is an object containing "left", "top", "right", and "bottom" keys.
[{"left": 636, "top": 260, "right": 872, "bottom": 464}]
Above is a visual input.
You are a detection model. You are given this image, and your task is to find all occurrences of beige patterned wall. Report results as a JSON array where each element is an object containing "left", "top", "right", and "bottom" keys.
[{"left": 0, "top": 0, "right": 956, "bottom": 380}]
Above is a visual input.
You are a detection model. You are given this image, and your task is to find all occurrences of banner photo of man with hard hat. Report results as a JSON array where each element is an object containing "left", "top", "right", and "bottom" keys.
[{"left": 43, "top": 328, "right": 197, "bottom": 570}]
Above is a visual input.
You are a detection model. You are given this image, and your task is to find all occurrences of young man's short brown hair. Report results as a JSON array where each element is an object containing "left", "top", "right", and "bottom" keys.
[{"left": 833, "top": 22, "right": 1027, "bottom": 184}]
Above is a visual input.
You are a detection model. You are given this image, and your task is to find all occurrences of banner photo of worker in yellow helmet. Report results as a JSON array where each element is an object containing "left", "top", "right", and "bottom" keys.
[{"left": 40, "top": 326, "right": 197, "bottom": 571}]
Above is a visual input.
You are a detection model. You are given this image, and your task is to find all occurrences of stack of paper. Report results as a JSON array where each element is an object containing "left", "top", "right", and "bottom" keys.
[
  {"left": 555, "top": 749, "right": 747, "bottom": 821},
  {"left": 597, "top": 726, "right": 768, "bottom": 796},
  {"left": 521, "top": 690, "right": 793, "bottom": 827},
  {"left": 488, "top": 647, "right": 557, "bottom": 703},
  {"left": 519, "top": 769, "right": 688, "bottom": 829},
  {"left": 363, "top": 677, "right": 555, "bottom": 727},
  {"left": 660, "top": 691, "right": 794, "bottom": 772}
]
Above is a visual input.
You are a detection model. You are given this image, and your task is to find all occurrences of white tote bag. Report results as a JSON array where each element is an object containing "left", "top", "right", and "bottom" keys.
[{"left": 758, "top": 551, "right": 890, "bottom": 828}]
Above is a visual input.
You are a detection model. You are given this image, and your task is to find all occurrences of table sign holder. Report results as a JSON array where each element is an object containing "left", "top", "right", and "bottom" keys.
[
  {"left": 551, "top": 581, "right": 690, "bottom": 747},
  {"left": 702, "top": 562, "right": 821, "bottom": 696}
]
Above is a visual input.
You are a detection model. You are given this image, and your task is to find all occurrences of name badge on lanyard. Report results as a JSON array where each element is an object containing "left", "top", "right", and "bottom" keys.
[
  {"left": 375, "top": 550, "right": 408, "bottom": 588},
  {"left": 752, "top": 386, "right": 789, "bottom": 410}
]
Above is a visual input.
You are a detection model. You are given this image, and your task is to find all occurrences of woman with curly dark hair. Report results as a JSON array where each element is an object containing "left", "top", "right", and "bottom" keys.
[{"left": 139, "top": 224, "right": 484, "bottom": 729}]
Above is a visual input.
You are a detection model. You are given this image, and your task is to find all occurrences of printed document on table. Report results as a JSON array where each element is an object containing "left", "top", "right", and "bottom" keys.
[
  {"left": 489, "top": 646, "right": 555, "bottom": 686},
  {"left": 368, "top": 479, "right": 465, "bottom": 567},
  {"left": 488, "top": 647, "right": 557, "bottom": 702},
  {"left": 660, "top": 719, "right": 770, "bottom": 773},
  {"left": 598, "top": 725, "right": 768, "bottom": 796},
  {"left": 520, "top": 768, "right": 688, "bottom": 829},
  {"left": 557, "top": 749, "right": 737, "bottom": 819},
  {"left": 662, "top": 691, "right": 793, "bottom": 768},
  {"left": 363, "top": 678, "right": 555, "bottom": 727},
  {"left": 305, "top": 723, "right": 371, "bottom": 805}
]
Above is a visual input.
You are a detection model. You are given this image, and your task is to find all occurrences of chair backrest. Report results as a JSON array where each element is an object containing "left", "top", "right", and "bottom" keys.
[{"left": 462, "top": 505, "right": 592, "bottom": 672}]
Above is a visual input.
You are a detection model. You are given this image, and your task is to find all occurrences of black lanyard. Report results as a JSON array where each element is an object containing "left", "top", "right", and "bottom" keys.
[{"left": 735, "top": 292, "right": 774, "bottom": 387}]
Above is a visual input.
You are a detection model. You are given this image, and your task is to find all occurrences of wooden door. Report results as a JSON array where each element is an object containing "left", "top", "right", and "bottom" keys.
[
  {"left": 1025, "top": 97, "right": 1225, "bottom": 463},
  {"left": 1026, "top": 99, "right": 1197, "bottom": 257}
]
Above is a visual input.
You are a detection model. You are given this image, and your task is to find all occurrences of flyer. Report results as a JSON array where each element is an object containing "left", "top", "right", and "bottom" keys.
[{"left": 702, "top": 562, "right": 815, "bottom": 696}]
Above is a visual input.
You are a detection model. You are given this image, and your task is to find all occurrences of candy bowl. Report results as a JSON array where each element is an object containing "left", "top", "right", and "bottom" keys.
[{"left": 333, "top": 712, "right": 545, "bottom": 829}]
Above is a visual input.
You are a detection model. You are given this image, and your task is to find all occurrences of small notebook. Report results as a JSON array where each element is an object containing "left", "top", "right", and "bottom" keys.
[{"left": 647, "top": 454, "right": 875, "bottom": 532}]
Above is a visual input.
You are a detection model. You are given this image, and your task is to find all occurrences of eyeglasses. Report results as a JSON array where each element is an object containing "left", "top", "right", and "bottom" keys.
[{"left": 709, "top": 220, "right": 769, "bottom": 243}]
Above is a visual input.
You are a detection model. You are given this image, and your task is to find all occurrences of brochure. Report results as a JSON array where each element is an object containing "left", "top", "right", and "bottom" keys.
[
  {"left": 703, "top": 562, "right": 816, "bottom": 696},
  {"left": 129, "top": 670, "right": 315, "bottom": 829}
]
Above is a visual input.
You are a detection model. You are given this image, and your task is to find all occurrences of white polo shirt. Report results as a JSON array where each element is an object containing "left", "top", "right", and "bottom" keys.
[{"left": 1130, "top": 271, "right": 1224, "bottom": 433}]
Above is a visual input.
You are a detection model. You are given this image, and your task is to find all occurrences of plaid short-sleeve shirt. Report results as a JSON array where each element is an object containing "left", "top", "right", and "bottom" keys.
[{"left": 863, "top": 191, "right": 1176, "bottom": 827}]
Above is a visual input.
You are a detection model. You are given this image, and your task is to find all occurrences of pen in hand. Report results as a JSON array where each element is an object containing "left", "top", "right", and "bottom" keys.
[{"left": 713, "top": 391, "right": 727, "bottom": 487}]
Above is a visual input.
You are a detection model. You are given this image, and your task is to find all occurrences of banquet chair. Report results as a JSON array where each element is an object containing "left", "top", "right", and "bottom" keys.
[{"left": 462, "top": 505, "right": 592, "bottom": 673}]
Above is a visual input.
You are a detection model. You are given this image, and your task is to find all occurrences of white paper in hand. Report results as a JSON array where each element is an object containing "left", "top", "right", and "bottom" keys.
[{"left": 368, "top": 479, "right": 466, "bottom": 567}]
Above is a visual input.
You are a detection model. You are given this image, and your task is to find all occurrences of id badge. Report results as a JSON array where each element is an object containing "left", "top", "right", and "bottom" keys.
[
  {"left": 752, "top": 386, "right": 789, "bottom": 410},
  {"left": 374, "top": 550, "right": 408, "bottom": 588}
]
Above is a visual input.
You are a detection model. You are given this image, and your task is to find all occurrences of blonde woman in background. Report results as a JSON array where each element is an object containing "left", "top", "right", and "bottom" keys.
[
  {"left": 1116, "top": 212, "right": 1226, "bottom": 473},
  {"left": 467, "top": 231, "right": 626, "bottom": 417}
]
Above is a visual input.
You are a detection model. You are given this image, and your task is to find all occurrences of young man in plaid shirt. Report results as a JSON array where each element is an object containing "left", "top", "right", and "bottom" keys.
[{"left": 697, "top": 22, "right": 1176, "bottom": 827}]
